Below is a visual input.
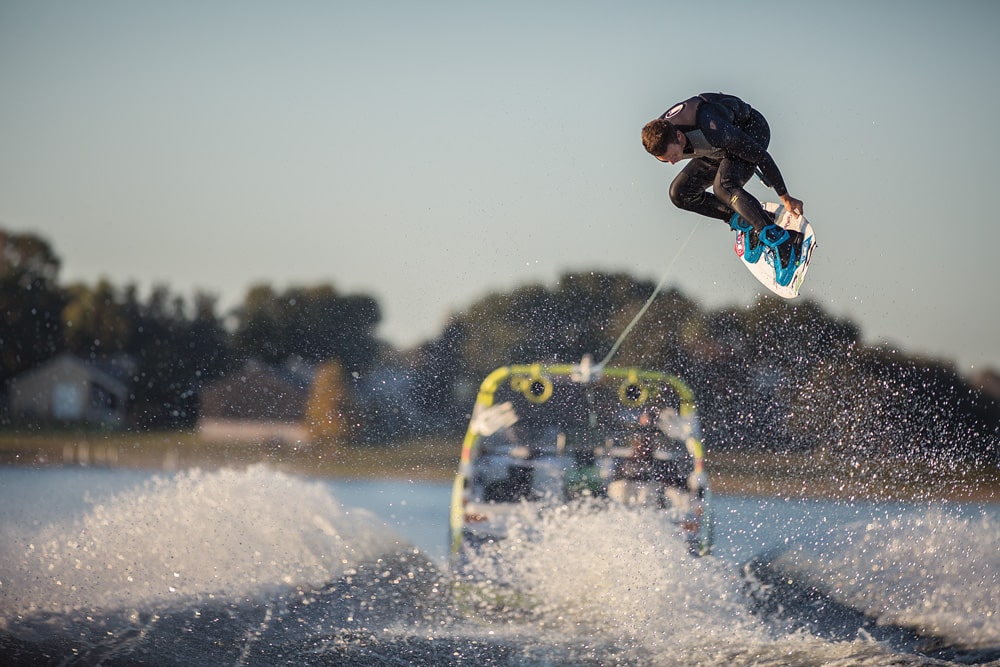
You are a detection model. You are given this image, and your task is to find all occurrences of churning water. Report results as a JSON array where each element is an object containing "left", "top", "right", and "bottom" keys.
[{"left": 0, "top": 465, "right": 997, "bottom": 666}]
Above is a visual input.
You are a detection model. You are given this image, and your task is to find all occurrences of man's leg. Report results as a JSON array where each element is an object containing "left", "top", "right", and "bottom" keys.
[
  {"left": 713, "top": 158, "right": 773, "bottom": 232},
  {"left": 668, "top": 158, "right": 732, "bottom": 223},
  {"left": 716, "top": 157, "right": 803, "bottom": 270},
  {"left": 712, "top": 109, "right": 774, "bottom": 232}
]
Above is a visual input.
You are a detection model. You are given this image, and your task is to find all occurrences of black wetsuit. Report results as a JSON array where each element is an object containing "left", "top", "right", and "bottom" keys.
[{"left": 660, "top": 93, "right": 788, "bottom": 232}]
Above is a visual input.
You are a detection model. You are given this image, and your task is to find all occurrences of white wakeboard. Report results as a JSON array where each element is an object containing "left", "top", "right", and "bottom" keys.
[{"left": 734, "top": 201, "right": 816, "bottom": 299}]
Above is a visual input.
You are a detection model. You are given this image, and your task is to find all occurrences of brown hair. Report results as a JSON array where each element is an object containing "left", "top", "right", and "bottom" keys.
[{"left": 641, "top": 118, "right": 680, "bottom": 156}]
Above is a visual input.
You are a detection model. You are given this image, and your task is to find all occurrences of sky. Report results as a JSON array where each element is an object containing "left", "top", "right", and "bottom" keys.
[{"left": 1, "top": 1, "right": 998, "bottom": 374}]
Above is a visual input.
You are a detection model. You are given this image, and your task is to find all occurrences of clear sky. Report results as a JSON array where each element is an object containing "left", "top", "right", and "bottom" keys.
[{"left": 2, "top": 1, "right": 998, "bottom": 373}]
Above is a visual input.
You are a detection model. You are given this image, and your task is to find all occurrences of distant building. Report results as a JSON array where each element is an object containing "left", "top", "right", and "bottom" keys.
[
  {"left": 197, "top": 359, "right": 314, "bottom": 445},
  {"left": 8, "top": 354, "right": 128, "bottom": 427},
  {"left": 972, "top": 368, "right": 1000, "bottom": 403}
]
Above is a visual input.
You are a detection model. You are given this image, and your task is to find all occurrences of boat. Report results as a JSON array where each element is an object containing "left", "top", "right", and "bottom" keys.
[{"left": 448, "top": 358, "right": 714, "bottom": 577}]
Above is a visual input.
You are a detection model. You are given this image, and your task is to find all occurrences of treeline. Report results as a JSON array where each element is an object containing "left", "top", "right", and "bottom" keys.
[
  {"left": 2, "top": 229, "right": 998, "bottom": 464},
  {"left": 0, "top": 230, "right": 381, "bottom": 428},
  {"left": 438, "top": 273, "right": 999, "bottom": 465}
]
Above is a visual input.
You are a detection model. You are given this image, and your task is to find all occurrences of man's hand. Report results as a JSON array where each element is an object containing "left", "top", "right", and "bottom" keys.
[{"left": 780, "top": 194, "right": 804, "bottom": 217}]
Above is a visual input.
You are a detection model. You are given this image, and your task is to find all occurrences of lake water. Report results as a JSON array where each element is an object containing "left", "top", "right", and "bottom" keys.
[{"left": 1, "top": 464, "right": 997, "bottom": 666}]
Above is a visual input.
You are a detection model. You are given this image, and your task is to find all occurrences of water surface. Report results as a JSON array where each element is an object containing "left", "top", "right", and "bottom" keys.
[{"left": 1, "top": 465, "right": 997, "bottom": 666}]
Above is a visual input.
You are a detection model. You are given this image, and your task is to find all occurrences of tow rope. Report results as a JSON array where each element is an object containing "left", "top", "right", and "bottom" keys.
[{"left": 596, "top": 220, "right": 703, "bottom": 370}]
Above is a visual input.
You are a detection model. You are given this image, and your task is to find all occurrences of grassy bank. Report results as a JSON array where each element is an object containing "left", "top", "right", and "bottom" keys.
[
  {"left": 708, "top": 448, "right": 1000, "bottom": 503},
  {"left": 1, "top": 431, "right": 997, "bottom": 502},
  {"left": 0, "top": 430, "right": 459, "bottom": 481}
]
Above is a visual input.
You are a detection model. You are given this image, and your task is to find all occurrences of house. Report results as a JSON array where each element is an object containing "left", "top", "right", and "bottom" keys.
[
  {"left": 197, "top": 359, "right": 314, "bottom": 445},
  {"left": 972, "top": 368, "right": 1000, "bottom": 403},
  {"left": 8, "top": 354, "right": 128, "bottom": 427}
]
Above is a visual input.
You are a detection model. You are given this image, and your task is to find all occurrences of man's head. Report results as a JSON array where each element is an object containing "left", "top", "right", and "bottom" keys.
[{"left": 641, "top": 118, "right": 685, "bottom": 164}]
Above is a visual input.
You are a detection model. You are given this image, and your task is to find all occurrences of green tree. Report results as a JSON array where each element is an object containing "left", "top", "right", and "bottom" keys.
[
  {"left": 232, "top": 285, "right": 287, "bottom": 363},
  {"left": 121, "top": 285, "right": 231, "bottom": 428},
  {"left": 232, "top": 283, "right": 381, "bottom": 371},
  {"left": 62, "top": 279, "right": 131, "bottom": 357},
  {"left": 453, "top": 272, "right": 668, "bottom": 379},
  {"left": 610, "top": 287, "right": 701, "bottom": 369},
  {"left": 0, "top": 230, "right": 66, "bottom": 396},
  {"left": 186, "top": 292, "right": 232, "bottom": 386}
]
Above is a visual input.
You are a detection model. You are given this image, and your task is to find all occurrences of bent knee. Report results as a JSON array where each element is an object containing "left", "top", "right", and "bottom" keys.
[
  {"left": 669, "top": 175, "right": 692, "bottom": 208},
  {"left": 712, "top": 181, "right": 736, "bottom": 208}
]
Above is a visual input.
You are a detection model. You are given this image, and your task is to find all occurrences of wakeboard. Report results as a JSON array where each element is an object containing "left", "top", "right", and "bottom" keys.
[{"left": 734, "top": 201, "right": 816, "bottom": 299}]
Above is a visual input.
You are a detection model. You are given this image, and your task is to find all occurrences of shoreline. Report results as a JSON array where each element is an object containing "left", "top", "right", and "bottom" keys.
[{"left": 1, "top": 431, "right": 997, "bottom": 504}]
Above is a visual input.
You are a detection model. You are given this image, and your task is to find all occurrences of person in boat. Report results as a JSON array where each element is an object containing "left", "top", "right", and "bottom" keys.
[
  {"left": 615, "top": 410, "right": 689, "bottom": 489},
  {"left": 641, "top": 92, "right": 806, "bottom": 269},
  {"left": 618, "top": 432, "right": 661, "bottom": 483},
  {"left": 566, "top": 447, "right": 605, "bottom": 499},
  {"left": 606, "top": 426, "right": 670, "bottom": 508}
]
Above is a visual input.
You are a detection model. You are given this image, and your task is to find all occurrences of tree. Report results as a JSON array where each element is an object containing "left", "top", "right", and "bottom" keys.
[
  {"left": 0, "top": 230, "right": 66, "bottom": 398},
  {"left": 62, "top": 279, "right": 130, "bottom": 357},
  {"left": 122, "top": 285, "right": 231, "bottom": 428},
  {"left": 408, "top": 319, "right": 469, "bottom": 435},
  {"left": 451, "top": 272, "right": 668, "bottom": 380},
  {"left": 231, "top": 283, "right": 381, "bottom": 372},
  {"left": 232, "top": 285, "right": 288, "bottom": 363},
  {"left": 611, "top": 287, "right": 701, "bottom": 369},
  {"left": 305, "top": 359, "right": 354, "bottom": 443},
  {"left": 186, "top": 292, "right": 232, "bottom": 386}
]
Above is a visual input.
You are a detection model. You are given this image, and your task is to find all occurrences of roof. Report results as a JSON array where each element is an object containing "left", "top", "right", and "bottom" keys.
[{"left": 199, "top": 359, "right": 313, "bottom": 421}]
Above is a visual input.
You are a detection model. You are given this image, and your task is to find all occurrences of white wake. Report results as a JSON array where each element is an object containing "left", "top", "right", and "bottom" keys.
[{"left": 0, "top": 465, "right": 403, "bottom": 619}]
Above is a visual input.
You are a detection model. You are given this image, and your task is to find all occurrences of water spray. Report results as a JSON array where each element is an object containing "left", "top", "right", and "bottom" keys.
[{"left": 595, "top": 221, "right": 703, "bottom": 371}]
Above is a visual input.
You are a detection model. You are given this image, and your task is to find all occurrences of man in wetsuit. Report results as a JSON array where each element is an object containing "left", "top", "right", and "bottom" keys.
[{"left": 641, "top": 92, "right": 805, "bottom": 268}]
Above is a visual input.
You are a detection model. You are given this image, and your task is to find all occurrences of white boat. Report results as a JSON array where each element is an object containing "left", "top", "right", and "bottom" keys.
[{"left": 449, "top": 359, "right": 714, "bottom": 576}]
